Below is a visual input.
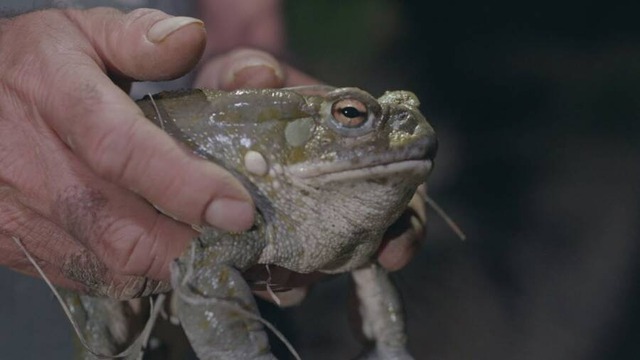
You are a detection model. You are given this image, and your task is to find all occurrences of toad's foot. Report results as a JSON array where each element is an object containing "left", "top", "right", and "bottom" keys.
[
  {"left": 170, "top": 242, "right": 277, "bottom": 360},
  {"left": 352, "top": 264, "right": 414, "bottom": 360}
]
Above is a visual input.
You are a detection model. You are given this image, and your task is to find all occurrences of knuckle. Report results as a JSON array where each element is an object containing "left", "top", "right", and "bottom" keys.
[
  {"left": 105, "top": 8, "right": 164, "bottom": 55},
  {"left": 0, "top": 17, "right": 60, "bottom": 100},
  {"left": 62, "top": 7, "right": 123, "bottom": 33},
  {"left": 57, "top": 82, "right": 137, "bottom": 180},
  {"left": 60, "top": 215, "right": 172, "bottom": 299},
  {"left": 0, "top": 186, "right": 18, "bottom": 229},
  {"left": 125, "top": 7, "right": 167, "bottom": 23},
  {"left": 62, "top": 248, "right": 169, "bottom": 299},
  {"left": 95, "top": 215, "right": 168, "bottom": 280},
  {"left": 156, "top": 169, "right": 204, "bottom": 221},
  {"left": 94, "top": 219, "right": 143, "bottom": 273},
  {"left": 0, "top": 187, "right": 40, "bottom": 239}
]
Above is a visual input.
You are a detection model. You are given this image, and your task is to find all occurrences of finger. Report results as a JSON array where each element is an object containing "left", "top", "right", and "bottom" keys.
[
  {"left": 47, "top": 173, "right": 197, "bottom": 283},
  {"left": 414, "top": 184, "right": 429, "bottom": 224},
  {"left": 60, "top": 246, "right": 172, "bottom": 299},
  {"left": 0, "top": 179, "right": 181, "bottom": 296},
  {"left": 0, "top": 185, "right": 83, "bottom": 289},
  {"left": 12, "top": 122, "right": 196, "bottom": 283},
  {"left": 195, "top": 48, "right": 322, "bottom": 90},
  {"left": 31, "top": 21, "right": 254, "bottom": 231},
  {"left": 195, "top": 48, "right": 286, "bottom": 89},
  {"left": 65, "top": 7, "right": 206, "bottom": 80},
  {"left": 0, "top": 185, "right": 170, "bottom": 299},
  {"left": 377, "top": 228, "right": 421, "bottom": 271},
  {"left": 0, "top": 104, "right": 184, "bottom": 297},
  {"left": 47, "top": 73, "right": 254, "bottom": 231},
  {"left": 377, "top": 189, "right": 427, "bottom": 271}
]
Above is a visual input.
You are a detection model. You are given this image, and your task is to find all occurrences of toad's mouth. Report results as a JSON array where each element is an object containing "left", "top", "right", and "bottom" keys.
[
  {"left": 286, "top": 158, "right": 433, "bottom": 185},
  {"left": 286, "top": 132, "right": 437, "bottom": 183}
]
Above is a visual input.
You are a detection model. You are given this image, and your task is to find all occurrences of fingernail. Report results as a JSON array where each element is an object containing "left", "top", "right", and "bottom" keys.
[
  {"left": 222, "top": 53, "right": 284, "bottom": 89},
  {"left": 205, "top": 198, "right": 255, "bottom": 232},
  {"left": 147, "top": 16, "right": 204, "bottom": 43}
]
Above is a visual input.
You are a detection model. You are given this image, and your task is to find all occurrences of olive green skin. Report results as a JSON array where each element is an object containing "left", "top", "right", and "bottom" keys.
[
  {"left": 137, "top": 86, "right": 436, "bottom": 274},
  {"left": 60, "top": 86, "right": 438, "bottom": 360},
  {"left": 69, "top": 86, "right": 435, "bottom": 360}
]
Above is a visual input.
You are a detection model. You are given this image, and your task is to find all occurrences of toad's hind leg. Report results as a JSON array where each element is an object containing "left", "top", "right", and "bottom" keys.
[
  {"left": 171, "top": 239, "right": 277, "bottom": 360},
  {"left": 352, "top": 264, "right": 414, "bottom": 360}
]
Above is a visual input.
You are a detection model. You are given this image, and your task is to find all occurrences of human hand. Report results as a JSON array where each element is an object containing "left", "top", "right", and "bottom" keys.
[
  {"left": 377, "top": 184, "right": 428, "bottom": 271},
  {"left": 0, "top": 8, "right": 255, "bottom": 299}
]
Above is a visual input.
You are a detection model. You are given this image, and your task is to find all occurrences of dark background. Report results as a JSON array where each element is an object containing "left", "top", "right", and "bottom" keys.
[
  {"left": 1, "top": 1, "right": 639, "bottom": 359},
  {"left": 277, "top": 1, "right": 640, "bottom": 359}
]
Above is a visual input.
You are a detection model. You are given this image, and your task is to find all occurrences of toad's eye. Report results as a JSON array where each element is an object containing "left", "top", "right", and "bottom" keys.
[{"left": 331, "top": 99, "right": 368, "bottom": 128}]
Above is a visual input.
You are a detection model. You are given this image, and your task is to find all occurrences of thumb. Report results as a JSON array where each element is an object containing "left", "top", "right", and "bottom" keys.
[{"left": 65, "top": 7, "right": 206, "bottom": 81}]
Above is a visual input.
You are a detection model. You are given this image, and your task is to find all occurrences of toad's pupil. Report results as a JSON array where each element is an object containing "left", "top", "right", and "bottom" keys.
[{"left": 341, "top": 107, "right": 363, "bottom": 118}]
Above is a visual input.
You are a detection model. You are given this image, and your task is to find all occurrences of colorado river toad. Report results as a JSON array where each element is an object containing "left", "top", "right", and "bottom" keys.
[{"left": 73, "top": 86, "right": 437, "bottom": 360}]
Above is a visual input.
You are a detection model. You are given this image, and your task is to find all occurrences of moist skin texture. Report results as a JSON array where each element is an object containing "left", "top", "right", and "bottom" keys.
[{"left": 71, "top": 86, "right": 436, "bottom": 360}]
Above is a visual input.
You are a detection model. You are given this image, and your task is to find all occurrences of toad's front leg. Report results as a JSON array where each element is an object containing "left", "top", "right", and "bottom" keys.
[
  {"left": 170, "top": 231, "right": 276, "bottom": 360},
  {"left": 352, "top": 264, "right": 413, "bottom": 360}
]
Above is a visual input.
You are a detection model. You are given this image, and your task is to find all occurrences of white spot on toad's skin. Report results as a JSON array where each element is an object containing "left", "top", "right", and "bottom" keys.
[{"left": 244, "top": 150, "right": 269, "bottom": 176}]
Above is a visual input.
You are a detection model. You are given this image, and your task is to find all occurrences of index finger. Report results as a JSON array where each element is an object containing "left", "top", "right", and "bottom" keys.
[
  {"left": 43, "top": 9, "right": 254, "bottom": 231},
  {"left": 53, "top": 71, "right": 254, "bottom": 231}
]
